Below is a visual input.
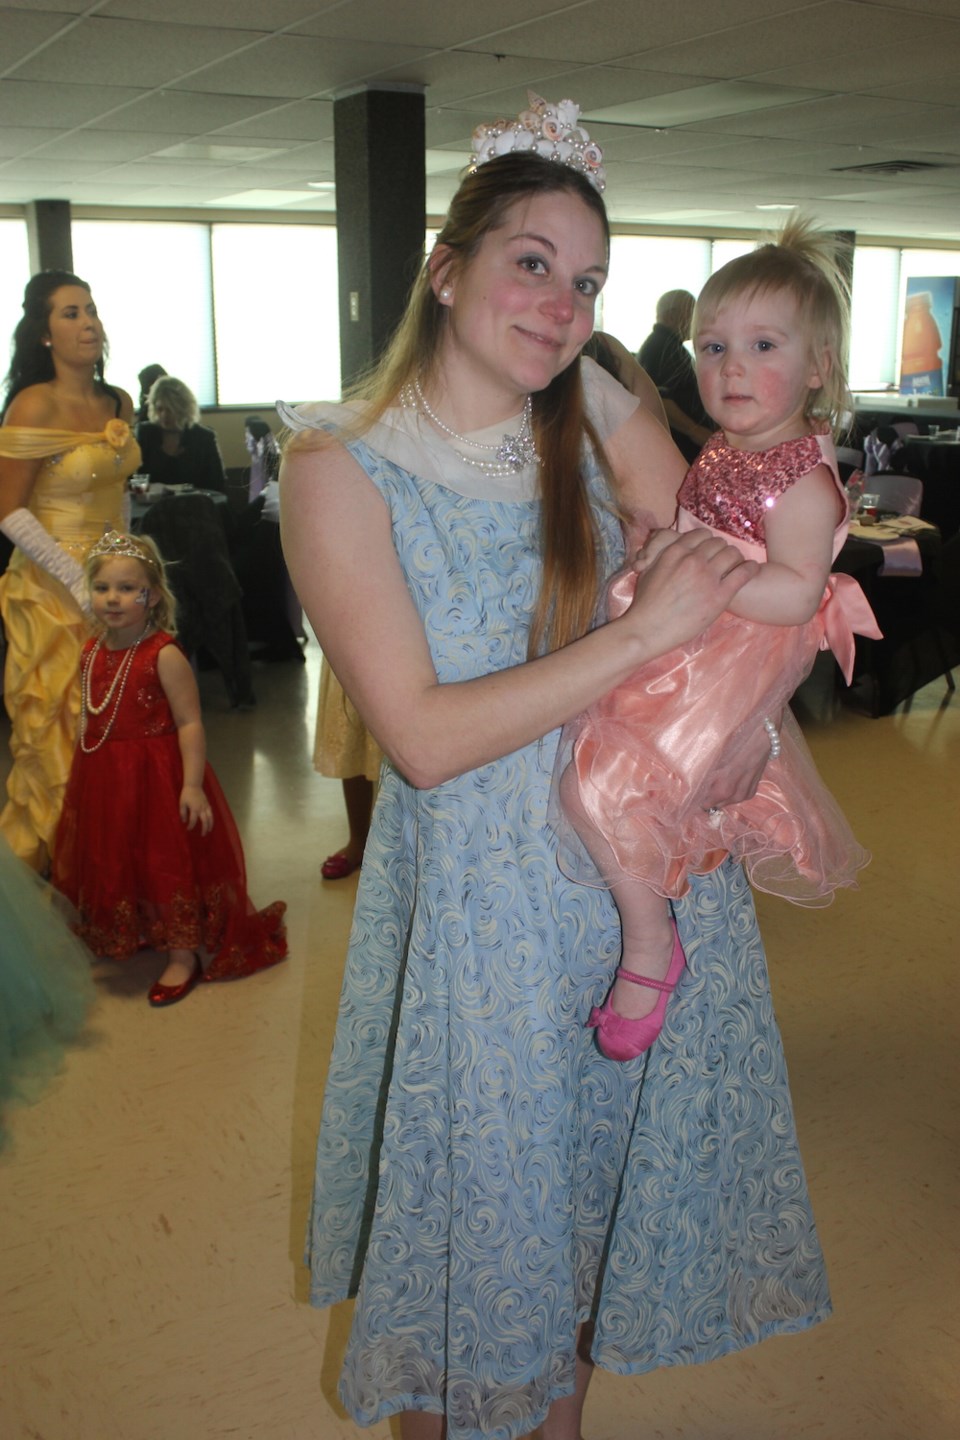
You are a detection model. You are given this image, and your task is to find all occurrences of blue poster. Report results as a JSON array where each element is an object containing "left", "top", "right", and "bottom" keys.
[{"left": 899, "top": 275, "right": 959, "bottom": 396}]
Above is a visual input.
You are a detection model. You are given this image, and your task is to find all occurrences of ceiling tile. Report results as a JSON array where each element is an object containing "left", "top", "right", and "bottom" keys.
[
  {"left": 100, "top": 0, "right": 321, "bottom": 27},
  {"left": 0, "top": 126, "right": 57, "bottom": 158},
  {"left": 457, "top": 0, "right": 803, "bottom": 65},
  {"left": 290, "top": 0, "right": 578, "bottom": 47},
  {"left": 215, "top": 100, "right": 334, "bottom": 142},
  {"left": 86, "top": 90, "right": 279, "bottom": 135},
  {"left": 0, "top": 78, "right": 144, "bottom": 127},
  {"left": 10, "top": 15, "right": 267, "bottom": 88},
  {"left": 619, "top": 1, "right": 956, "bottom": 78},
  {"left": 167, "top": 34, "right": 433, "bottom": 99},
  {"left": 0, "top": 5, "right": 77, "bottom": 69},
  {"left": 0, "top": 1, "right": 956, "bottom": 240}
]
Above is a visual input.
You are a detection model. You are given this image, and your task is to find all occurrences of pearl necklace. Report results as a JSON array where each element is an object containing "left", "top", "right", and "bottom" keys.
[
  {"left": 80, "top": 631, "right": 149, "bottom": 754},
  {"left": 405, "top": 379, "right": 539, "bottom": 476}
]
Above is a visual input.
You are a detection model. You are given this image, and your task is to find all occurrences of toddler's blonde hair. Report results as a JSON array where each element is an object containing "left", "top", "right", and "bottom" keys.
[{"left": 694, "top": 215, "right": 851, "bottom": 433}]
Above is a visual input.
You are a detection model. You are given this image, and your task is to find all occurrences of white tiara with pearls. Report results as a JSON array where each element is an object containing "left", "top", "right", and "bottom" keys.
[{"left": 470, "top": 92, "right": 606, "bottom": 193}]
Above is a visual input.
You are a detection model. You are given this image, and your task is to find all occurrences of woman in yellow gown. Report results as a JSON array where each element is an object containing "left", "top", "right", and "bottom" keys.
[{"left": 0, "top": 270, "right": 140, "bottom": 869}]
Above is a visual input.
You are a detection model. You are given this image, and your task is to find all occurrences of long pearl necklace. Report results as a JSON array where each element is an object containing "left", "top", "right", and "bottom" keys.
[
  {"left": 80, "top": 630, "right": 149, "bottom": 754},
  {"left": 404, "top": 379, "right": 539, "bottom": 476}
]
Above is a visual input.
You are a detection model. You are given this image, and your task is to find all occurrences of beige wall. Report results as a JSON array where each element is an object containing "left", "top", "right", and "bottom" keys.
[{"left": 199, "top": 407, "right": 279, "bottom": 469}]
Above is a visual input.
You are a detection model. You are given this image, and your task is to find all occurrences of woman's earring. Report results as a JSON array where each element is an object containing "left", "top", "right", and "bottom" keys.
[{"left": 439, "top": 285, "right": 452, "bottom": 303}]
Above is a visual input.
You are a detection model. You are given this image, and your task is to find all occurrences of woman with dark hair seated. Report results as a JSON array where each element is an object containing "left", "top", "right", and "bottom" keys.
[{"left": 136, "top": 376, "right": 226, "bottom": 493}]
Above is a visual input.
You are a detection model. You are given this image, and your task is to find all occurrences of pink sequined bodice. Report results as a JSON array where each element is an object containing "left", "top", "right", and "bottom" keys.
[{"left": 678, "top": 430, "right": 826, "bottom": 546}]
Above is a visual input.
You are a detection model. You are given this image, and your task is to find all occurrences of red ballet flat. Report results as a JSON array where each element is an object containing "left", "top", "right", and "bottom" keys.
[
  {"left": 587, "top": 924, "right": 687, "bottom": 1061},
  {"left": 320, "top": 851, "right": 360, "bottom": 880},
  {"left": 148, "top": 955, "right": 203, "bottom": 1008}
]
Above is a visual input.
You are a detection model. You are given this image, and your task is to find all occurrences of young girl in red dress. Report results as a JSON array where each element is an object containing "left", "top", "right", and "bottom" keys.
[
  {"left": 53, "top": 531, "right": 286, "bottom": 1007},
  {"left": 558, "top": 218, "right": 880, "bottom": 1060}
]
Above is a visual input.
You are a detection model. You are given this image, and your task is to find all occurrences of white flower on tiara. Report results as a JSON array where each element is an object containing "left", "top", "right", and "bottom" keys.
[{"left": 470, "top": 91, "right": 606, "bottom": 192}]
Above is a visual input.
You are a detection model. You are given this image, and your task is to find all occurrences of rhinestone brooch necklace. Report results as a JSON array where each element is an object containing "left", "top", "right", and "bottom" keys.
[
  {"left": 405, "top": 379, "right": 539, "bottom": 477},
  {"left": 80, "top": 631, "right": 149, "bottom": 754}
]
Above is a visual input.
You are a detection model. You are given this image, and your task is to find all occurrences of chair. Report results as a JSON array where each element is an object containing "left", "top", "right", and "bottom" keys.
[
  {"left": 863, "top": 472, "right": 923, "bottom": 517},
  {"left": 835, "top": 445, "right": 865, "bottom": 484},
  {"left": 863, "top": 423, "right": 918, "bottom": 476},
  {"left": 139, "top": 493, "right": 256, "bottom": 708}
]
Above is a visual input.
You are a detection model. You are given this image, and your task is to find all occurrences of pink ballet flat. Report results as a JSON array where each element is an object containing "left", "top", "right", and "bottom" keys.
[{"left": 587, "top": 925, "right": 687, "bottom": 1061}]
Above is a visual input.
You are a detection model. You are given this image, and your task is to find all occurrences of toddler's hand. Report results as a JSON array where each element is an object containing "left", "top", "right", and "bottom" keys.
[
  {"left": 180, "top": 785, "right": 214, "bottom": 835},
  {"left": 630, "top": 528, "right": 680, "bottom": 574}
]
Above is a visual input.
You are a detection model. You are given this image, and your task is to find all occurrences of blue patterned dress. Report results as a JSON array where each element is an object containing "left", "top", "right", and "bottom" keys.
[{"left": 288, "top": 379, "right": 830, "bottom": 1440}]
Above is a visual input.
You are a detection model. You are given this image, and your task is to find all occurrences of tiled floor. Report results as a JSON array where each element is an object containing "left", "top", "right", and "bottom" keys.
[{"left": 0, "top": 638, "right": 957, "bottom": 1440}]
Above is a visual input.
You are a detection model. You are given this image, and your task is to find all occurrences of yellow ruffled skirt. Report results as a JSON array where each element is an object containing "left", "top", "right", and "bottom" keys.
[{"left": 0, "top": 555, "right": 87, "bottom": 869}]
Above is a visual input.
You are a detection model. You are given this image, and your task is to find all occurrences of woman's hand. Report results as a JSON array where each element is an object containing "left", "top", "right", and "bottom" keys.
[
  {"left": 179, "top": 784, "right": 213, "bottom": 835},
  {"left": 702, "top": 708, "right": 784, "bottom": 809},
  {"left": 621, "top": 528, "right": 759, "bottom": 657}
]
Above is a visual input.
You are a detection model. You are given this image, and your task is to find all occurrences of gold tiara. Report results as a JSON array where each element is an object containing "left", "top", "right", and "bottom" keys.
[{"left": 87, "top": 530, "right": 152, "bottom": 563}]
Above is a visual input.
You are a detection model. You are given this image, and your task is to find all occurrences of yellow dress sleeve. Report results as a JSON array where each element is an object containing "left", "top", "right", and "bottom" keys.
[{"left": 0, "top": 420, "right": 132, "bottom": 459}]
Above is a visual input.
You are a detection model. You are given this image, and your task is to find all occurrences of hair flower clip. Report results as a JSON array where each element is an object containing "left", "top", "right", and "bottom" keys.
[{"left": 470, "top": 91, "right": 606, "bottom": 193}]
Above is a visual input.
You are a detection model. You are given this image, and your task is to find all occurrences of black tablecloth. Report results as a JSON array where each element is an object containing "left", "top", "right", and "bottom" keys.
[
  {"left": 831, "top": 528, "right": 960, "bottom": 714},
  {"left": 893, "top": 441, "right": 960, "bottom": 541}
]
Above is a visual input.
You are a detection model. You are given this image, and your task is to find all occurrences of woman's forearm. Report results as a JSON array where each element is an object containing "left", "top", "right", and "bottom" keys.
[
  {"left": 326, "top": 535, "right": 757, "bottom": 790},
  {"left": 374, "top": 612, "right": 660, "bottom": 788}
]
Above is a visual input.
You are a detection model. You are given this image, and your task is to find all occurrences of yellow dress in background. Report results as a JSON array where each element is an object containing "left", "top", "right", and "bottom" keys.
[
  {"left": 312, "top": 657, "right": 382, "bottom": 782},
  {"left": 0, "top": 423, "right": 140, "bottom": 867}
]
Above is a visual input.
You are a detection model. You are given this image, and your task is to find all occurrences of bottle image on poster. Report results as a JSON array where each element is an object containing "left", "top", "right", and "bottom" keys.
[{"left": 899, "top": 276, "right": 959, "bottom": 397}]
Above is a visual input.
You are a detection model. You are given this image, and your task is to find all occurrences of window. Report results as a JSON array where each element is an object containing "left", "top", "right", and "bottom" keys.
[
  {"left": 211, "top": 224, "right": 339, "bottom": 406},
  {"left": 20, "top": 215, "right": 957, "bottom": 407},
  {"left": 0, "top": 219, "right": 31, "bottom": 395},
  {"left": 72, "top": 221, "right": 215, "bottom": 406},
  {"left": 850, "top": 247, "right": 900, "bottom": 392},
  {"left": 601, "top": 236, "right": 710, "bottom": 352}
]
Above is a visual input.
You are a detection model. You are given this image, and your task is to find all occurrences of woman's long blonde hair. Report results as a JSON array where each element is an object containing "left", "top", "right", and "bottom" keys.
[
  {"left": 303, "top": 153, "right": 612, "bottom": 656},
  {"left": 694, "top": 215, "right": 852, "bottom": 433}
]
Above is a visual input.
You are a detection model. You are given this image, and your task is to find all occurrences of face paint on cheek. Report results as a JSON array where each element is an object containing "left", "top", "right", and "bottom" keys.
[{"left": 136, "top": 587, "right": 149, "bottom": 606}]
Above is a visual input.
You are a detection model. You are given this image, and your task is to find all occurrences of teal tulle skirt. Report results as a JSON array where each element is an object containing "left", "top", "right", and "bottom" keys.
[{"left": 0, "top": 841, "right": 95, "bottom": 1148}]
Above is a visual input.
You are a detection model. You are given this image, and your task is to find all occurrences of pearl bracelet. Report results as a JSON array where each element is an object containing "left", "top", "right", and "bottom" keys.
[{"left": 762, "top": 716, "right": 782, "bottom": 761}]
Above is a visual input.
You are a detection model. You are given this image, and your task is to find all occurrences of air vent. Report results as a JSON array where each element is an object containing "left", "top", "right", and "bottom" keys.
[{"left": 832, "top": 160, "right": 948, "bottom": 177}]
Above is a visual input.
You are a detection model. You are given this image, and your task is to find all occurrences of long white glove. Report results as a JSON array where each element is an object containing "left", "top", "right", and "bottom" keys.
[{"left": 0, "top": 507, "right": 92, "bottom": 615}]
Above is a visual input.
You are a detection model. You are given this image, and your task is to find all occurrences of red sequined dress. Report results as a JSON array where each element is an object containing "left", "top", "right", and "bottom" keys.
[
  {"left": 557, "top": 430, "right": 881, "bottom": 905},
  {"left": 53, "top": 630, "right": 287, "bottom": 975}
]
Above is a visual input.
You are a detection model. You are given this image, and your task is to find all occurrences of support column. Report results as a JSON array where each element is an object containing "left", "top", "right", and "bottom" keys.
[
  {"left": 333, "top": 86, "right": 426, "bottom": 391},
  {"left": 26, "top": 200, "right": 73, "bottom": 273}
]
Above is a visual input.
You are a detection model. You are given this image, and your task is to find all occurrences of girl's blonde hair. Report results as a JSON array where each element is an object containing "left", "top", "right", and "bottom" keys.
[
  {"left": 693, "top": 215, "right": 852, "bottom": 433},
  {"left": 85, "top": 532, "right": 178, "bottom": 635},
  {"left": 288, "top": 152, "right": 611, "bottom": 656}
]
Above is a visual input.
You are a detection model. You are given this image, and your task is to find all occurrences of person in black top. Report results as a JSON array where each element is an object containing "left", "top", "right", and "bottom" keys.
[
  {"left": 638, "top": 289, "right": 714, "bottom": 463},
  {"left": 136, "top": 363, "right": 166, "bottom": 423},
  {"left": 136, "top": 375, "right": 226, "bottom": 492}
]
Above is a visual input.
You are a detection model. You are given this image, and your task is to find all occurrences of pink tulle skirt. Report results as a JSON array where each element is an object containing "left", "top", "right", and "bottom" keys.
[{"left": 553, "top": 565, "right": 870, "bottom": 906}]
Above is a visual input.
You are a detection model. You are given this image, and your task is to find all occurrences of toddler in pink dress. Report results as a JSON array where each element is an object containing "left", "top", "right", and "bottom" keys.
[{"left": 558, "top": 219, "right": 881, "bottom": 1060}]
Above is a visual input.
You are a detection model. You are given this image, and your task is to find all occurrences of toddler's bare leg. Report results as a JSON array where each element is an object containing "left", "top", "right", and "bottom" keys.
[
  {"left": 155, "top": 948, "right": 197, "bottom": 988},
  {"left": 560, "top": 763, "right": 673, "bottom": 1020}
]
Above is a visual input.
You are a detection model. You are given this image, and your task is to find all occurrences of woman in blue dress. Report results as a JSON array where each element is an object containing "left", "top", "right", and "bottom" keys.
[{"left": 281, "top": 95, "right": 830, "bottom": 1440}]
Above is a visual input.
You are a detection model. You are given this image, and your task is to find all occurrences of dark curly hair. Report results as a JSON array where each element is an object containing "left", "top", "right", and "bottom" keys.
[{"left": 2, "top": 269, "right": 122, "bottom": 420}]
